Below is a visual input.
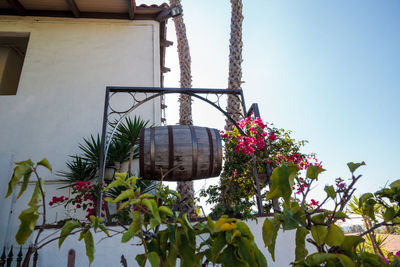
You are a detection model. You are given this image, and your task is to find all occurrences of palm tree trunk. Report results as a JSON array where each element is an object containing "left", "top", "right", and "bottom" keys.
[
  {"left": 226, "top": 0, "right": 244, "bottom": 130},
  {"left": 170, "top": 0, "right": 195, "bottom": 215}
]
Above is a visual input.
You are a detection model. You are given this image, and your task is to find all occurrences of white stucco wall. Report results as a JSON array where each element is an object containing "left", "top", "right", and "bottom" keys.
[
  {"left": 30, "top": 217, "right": 314, "bottom": 267},
  {"left": 0, "top": 16, "right": 162, "bottom": 249}
]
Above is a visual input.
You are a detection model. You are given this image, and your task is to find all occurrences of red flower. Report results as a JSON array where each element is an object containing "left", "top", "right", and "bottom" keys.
[
  {"left": 337, "top": 183, "right": 345, "bottom": 189},
  {"left": 268, "top": 132, "right": 277, "bottom": 141},
  {"left": 310, "top": 199, "right": 319, "bottom": 206},
  {"left": 233, "top": 169, "right": 238, "bottom": 178}
]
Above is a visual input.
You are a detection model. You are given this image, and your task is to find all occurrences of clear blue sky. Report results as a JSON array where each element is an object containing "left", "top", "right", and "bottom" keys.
[{"left": 140, "top": 1, "right": 400, "bottom": 202}]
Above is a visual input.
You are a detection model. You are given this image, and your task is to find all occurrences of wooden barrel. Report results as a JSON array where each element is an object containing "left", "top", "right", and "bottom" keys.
[{"left": 139, "top": 125, "right": 222, "bottom": 181}]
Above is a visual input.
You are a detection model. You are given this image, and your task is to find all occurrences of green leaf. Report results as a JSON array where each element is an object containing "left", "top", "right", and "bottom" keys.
[
  {"left": 28, "top": 180, "right": 44, "bottom": 207},
  {"left": 390, "top": 179, "right": 400, "bottom": 189},
  {"left": 142, "top": 199, "right": 160, "bottom": 228},
  {"left": 211, "top": 233, "right": 226, "bottom": 262},
  {"left": 306, "top": 165, "right": 326, "bottom": 180},
  {"left": 324, "top": 185, "right": 336, "bottom": 200},
  {"left": 147, "top": 252, "right": 160, "bottom": 267},
  {"left": 177, "top": 229, "right": 198, "bottom": 267},
  {"left": 103, "top": 180, "right": 126, "bottom": 191},
  {"left": 337, "top": 254, "right": 354, "bottom": 267},
  {"left": 311, "top": 226, "right": 328, "bottom": 247},
  {"left": 359, "top": 193, "right": 374, "bottom": 206},
  {"left": 334, "top": 211, "right": 349, "bottom": 219},
  {"left": 166, "top": 241, "right": 177, "bottom": 267},
  {"left": 121, "top": 211, "right": 141, "bottom": 243},
  {"left": 110, "top": 189, "right": 134, "bottom": 203},
  {"left": 237, "top": 237, "right": 257, "bottom": 266},
  {"left": 83, "top": 230, "right": 95, "bottom": 266},
  {"left": 340, "top": 235, "right": 364, "bottom": 253},
  {"left": 262, "top": 218, "right": 275, "bottom": 246},
  {"left": 6, "top": 160, "right": 33, "bottom": 198},
  {"left": 37, "top": 158, "right": 52, "bottom": 172},
  {"left": 15, "top": 205, "right": 39, "bottom": 245},
  {"left": 295, "top": 227, "right": 309, "bottom": 261},
  {"left": 98, "top": 224, "right": 110, "bottom": 237},
  {"left": 158, "top": 229, "right": 169, "bottom": 254},
  {"left": 135, "top": 254, "right": 146, "bottom": 267},
  {"left": 267, "top": 164, "right": 300, "bottom": 202},
  {"left": 115, "top": 172, "right": 128, "bottom": 181},
  {"left": 218, "top": 244, "right": 248, "bottom": 267},
  {"left": 138, "top": 193, "right": 154, "bottom": 199},
  {"left": 236, "top": 221, "right": 254, "bottom": 241},
  {"left": 347, "top": 161, "right": 366, "bottom": 174},
  {"left": 183, "top": 213, "right": 194, "bottom": 232},
  {"left": 59, "top": 220, "right": 81, "bottom": 248},
  {"left": 305, "top": 253, "right": 338, "bottom": 265},
  {"left": 311, "top": 214, "right": 326, "bottom": 224},
  {"left": 325, "top": 224, "right": 344, "bottom": 247},
  {"left": 127, "top": 176, "right": 138, "bottom": 188},
  {"left": 282, "top": 208, "right": 305, "bottom": 230},
  {"left": 159, "top": 206, "right": 173, "bottom": 217},
  {"left": 89, "top": 216, "right": 102, "bottom": 231},
  {"left": 17, "top": 169, "right": 33, "bottom": 199},
  {"left": 262, "top": 218, "right": 280, "bottom": 261},
  {"left": 383, "top": 207, "right": 396, "bottom": 222},
  {"left": 254, "top": 246, "right": 268, "bottom": 267}
]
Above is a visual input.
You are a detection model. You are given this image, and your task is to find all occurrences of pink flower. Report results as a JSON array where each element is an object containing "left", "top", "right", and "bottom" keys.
[
  {"left": 233, "top": 169, "right": 238, "bottom": 178},
  {"left": 382, "top": 257, "right": 389, "bottom": 264},
  {"left": 310, "top": 199, "right": 319, "bottom": 206},
  {"left": 268, "top": 132, "right": 277, "bottom": 141}
]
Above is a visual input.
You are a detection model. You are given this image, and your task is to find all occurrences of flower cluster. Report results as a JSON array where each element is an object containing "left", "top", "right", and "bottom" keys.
[
  {"left": 49, "top": 181, "right": 105, "bottom": 220},
  {"left": 49, "top": 195, "right": 68, "bottom": 206},
  {"left": 335, "top": 178, "right": 346, "bottom": 191},
  {"left": 310, "top": 199, "right": 319, "bottom": 206},
  {"left": 220, "top": 116, "right": 274, "bottom": 155},
  {"left": 294, "top": 177, "right": 308, "bottom": 195},
  {"left": 273, "top": 153, "right": 321, "bottom": 171}
]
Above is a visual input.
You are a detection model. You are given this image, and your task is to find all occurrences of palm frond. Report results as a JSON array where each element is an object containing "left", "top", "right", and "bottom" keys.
[
  {"left": 108, "top": 137, "right": 131, "bottom": 163},
  {"left": 56, "top": 155, "right": 96, "bottom": 184},
  {"left": 113, "top": 116, "right": 151, "bottom": 147},
  {"left": 78, "top": 134, "right": 102, "bottom": 165}
]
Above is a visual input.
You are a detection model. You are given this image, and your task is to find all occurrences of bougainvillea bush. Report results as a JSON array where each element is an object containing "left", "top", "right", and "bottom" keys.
[
  {"left": 49, "top": 180, "right": 106, "bottom": 220},
  {"left": 201, "top": 116, "right": 320, "bottom": 219},
  {"left": 261, "top": 160, "right": 400, "bottom": 266}
]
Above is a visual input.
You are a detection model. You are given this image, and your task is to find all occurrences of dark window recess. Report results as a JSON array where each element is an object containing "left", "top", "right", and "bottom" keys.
[{"left": 0, "top": 32, "right": 29, "bottom": 95}]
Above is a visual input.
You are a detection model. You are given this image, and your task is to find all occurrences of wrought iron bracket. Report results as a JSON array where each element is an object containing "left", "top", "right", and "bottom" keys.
[{"left": 97, "top": 86, "right": 264, "bottom": 216}]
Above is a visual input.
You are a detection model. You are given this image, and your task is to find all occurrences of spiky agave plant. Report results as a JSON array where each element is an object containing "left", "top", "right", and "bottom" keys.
[
  {"left": 107, "top": 137, "right": 131, "bottom": 169},
  {"left": 57, "top": 155, "right": 96, "bottom": 185},
  {"left": 111, "top": 116, "right": 150, "bottom": 175},
  {"left": 78, "top": 134, "right": 102, "bottom": 166}
]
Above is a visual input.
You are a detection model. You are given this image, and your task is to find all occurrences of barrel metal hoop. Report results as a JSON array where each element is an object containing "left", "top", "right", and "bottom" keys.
[
  {"left": 189, "top": 126, "right": 198, "bottom": 178},
  {"left": 167, "top": 126, "right": 174, "bottom": 178},
  {"left": 206, "top": 128, "right": 214, "bottom": 177},
  {"left": 139, "top": 129, "right": 145, "bottom": 177},
  {"left": 150, "top": 127, "right": 156, "bottom": 178}
]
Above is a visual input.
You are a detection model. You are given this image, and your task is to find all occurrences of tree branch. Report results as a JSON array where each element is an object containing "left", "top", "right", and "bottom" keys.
[{"left": 33, "top": 167, "right": 47, "bottom": 248}]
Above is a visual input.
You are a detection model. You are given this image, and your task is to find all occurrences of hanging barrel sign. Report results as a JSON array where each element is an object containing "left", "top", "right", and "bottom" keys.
[{"left": 139, "top": 125, "right": 222, "bottom": 181}]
